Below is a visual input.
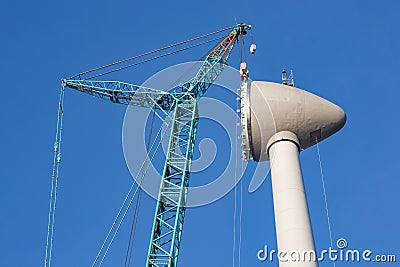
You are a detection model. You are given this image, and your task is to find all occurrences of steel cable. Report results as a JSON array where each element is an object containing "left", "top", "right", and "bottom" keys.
[
  {"left": 316, "top": 139, "right": 336, "bottom": 267},
  {"left": 44, "top": 85, "right": 65, "bottom": 267},
  {"left": 78, "top": 26, "right": 232, "bottom": 76},
  {"left": 91, "top": 111, "right": 172, "bottom": 267}
]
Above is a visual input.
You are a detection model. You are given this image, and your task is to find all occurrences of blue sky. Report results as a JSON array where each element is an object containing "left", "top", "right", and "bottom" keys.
[{"left": 1, "top": 1, "right": 399, "bottom": 266}]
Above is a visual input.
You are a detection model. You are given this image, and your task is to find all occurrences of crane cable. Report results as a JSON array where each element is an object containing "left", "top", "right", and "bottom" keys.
[
  {"left": 83, "top": 36, "right": 226, "bottom": 80},
  {"left": 238, "top": 156, "right": 244, "bottom": 267},
  {"left": 249, "top": 27, "right": 255, "bottom": 46},
  {"left": 124, "top": 188, "right": 142, "bottom": 267},
  {"left": 91, "top": 110, "right": 173, "bottom": 267},
  {"left": 124, "top": 110, "right": 156, "bottom": 267},
  {"left": 316, "top": 139, "right": 336, "bottom": 267},
  {"left": 166, "top": 40, "right": 219, "bottom": 93},
  {"left": 78, "top": 26, "right": 232, "bottom": 76},
  {"left": 232, "top": 91, "right": 239, "bottom": 267},
  {"left": 235, "top": 34, "right": 246, "bottom": 267},
  {"left": 44, "top": 85, "right": 65, "bottom": 267}
]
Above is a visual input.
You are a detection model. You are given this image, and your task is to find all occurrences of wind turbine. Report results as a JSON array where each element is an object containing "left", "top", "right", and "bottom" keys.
[{"left": 239, "top": 80, "right": 346, "bottom": 266}]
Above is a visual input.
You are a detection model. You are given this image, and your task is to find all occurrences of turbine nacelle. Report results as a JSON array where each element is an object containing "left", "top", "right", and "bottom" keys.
[{"left": 241, "top": 81, "right": 346, "bottom": 162}]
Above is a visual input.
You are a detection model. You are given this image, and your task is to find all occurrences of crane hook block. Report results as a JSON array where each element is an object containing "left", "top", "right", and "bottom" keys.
[
  {"left": 240, "top": 62, "right": 249, "bottom": 81},
  {"left": 250, "top": 43, "right": 256, "bottom": 54}
]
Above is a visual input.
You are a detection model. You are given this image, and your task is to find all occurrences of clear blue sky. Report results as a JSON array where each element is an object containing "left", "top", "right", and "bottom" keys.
[{"left": 1, "top": 1, "right": 399, "bottom": 266}]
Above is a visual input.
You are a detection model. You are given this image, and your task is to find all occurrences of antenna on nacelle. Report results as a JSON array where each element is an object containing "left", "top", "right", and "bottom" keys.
[
  {"left": 282, "top": 68, "right": 294, "bottom": 86},
  {"left": 282, "top": 68, "right": 287, "bottom": 85}
]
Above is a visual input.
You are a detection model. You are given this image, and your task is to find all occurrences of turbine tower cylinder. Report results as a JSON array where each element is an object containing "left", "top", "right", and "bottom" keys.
[{"left": 267, "top": 131, "right": 318, "bottom": 267}]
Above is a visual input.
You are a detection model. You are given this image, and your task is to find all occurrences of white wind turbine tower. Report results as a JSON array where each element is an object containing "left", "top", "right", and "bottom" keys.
[{"left": 240, "top": 77, "right": 346, "bottom": 267}]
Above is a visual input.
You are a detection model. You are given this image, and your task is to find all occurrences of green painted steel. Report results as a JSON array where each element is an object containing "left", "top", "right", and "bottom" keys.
[
  {"left": 44, "top": 85, "right": 65, "bottom": 267},
  {"left": 145, "top": 24, "right": 251, "bottom": 267},
  {"left": 62, "top": 23, "right": 252, "bottom": 267},
  {"left": 62, "top": 79, "right": 175, "bottom": 110},
  {"left": 146, "top": 100, "right": 198, "bottom": 267}
]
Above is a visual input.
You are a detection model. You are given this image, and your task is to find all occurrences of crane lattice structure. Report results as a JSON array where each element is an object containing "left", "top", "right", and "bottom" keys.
[{"left": 45, "top": 23, "right": 253, "bottom": 267}]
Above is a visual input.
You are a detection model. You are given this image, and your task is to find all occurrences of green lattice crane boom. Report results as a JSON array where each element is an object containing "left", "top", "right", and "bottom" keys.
[{"left": 62, "top": 23, "right": 252, "bottom": 267}]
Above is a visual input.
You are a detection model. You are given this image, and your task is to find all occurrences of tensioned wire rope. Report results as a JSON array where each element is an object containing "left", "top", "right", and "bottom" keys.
[
  {"left": 238, "top": 31, "right": 246, "bottom": 267},
  {"left": 84, "top": 36, "right": 226, "bottom": 80},
  {"left": 124, "top": 109, "right": 156, "bottom": 267},
  {"left": 232, "top": 86, "right": 239, "bottom": 267},
  {"left": 233, "top": 29, "right": 247, "bottom": 267},
  {"left": 119, "top": 32, "right": 228, "bottom": 263},
  {"left": 122, "top": 41, "right": 220, "bottom": 266},
  {"left": 87, "top": 31, "right": 232, "bottom": 265},
  {"left": 92, "top": 110, "right": 174, "bottom": 267},
  {"left": 71, "top": 26, "right": 233, "bottom": 80},
  {"left": 43, "top": 87, "right": 172, "bottom": 267},
  {"left": 44, "top": 85, "right": 65, "bottom": 267},
  {"left": 77, "top": 26, "right": 233, "bottom": 77},
  {"left": 44, "top": 25, "right": 237, "bottom": 267},
  {"left": 316, "top": 138, "right": 336, "bottom": 267}
]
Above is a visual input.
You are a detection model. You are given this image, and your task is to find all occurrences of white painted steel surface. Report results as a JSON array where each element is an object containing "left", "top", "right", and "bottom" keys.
[
  {"left": 243, "top": 81, "right": 346, "bottom": 161},
  {"left": 268, "top": 131, "right": 318, "bottom": 267}
]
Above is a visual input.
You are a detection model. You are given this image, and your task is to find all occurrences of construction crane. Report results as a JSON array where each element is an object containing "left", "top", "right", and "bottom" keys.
[{"left": 47, "top": 23, "right": 254, "bottom": 267}]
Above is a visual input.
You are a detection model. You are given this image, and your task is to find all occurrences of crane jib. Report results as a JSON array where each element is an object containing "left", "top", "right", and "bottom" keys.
[{"left": 55, "top": 23, "right": 253, "bottom": 267}]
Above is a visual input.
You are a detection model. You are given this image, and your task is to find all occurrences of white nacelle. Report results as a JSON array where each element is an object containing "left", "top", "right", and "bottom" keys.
[{"left": 240, "top": 81, "right": 346, "bottom": 161}]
